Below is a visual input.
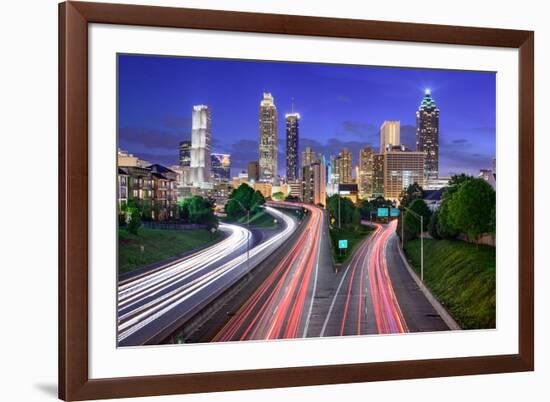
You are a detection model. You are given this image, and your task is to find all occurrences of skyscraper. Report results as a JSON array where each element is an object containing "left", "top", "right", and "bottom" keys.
[
  {"left": 179, "top": 140, "right": 191, "bottom": 186},
  {"left": 302, "top": 160, "right": 326, "bottom": 207},
  {"left": 211, "top": 153, "right": 231, "bottom": 182},
  {"left": 285, "top": 112, "right": 300, "bottom": 181},
  {"left": 383, "top": 145, "right": 425, "bottom": 200},
  {"left": 336, "top": 147, "right": 353, "bottom": 184},
  {"left": 190, "top": 105, "right": 212, "bottom": 187},
  {"left": 247, "top": 161, "right": 259, "bottom": 183},
  {"left": 302, "top": 147, "right": 316, "bottom": 169},
  {"left": 416, "top": 89, "right": 439, "bottom": 182},
  {"left": 372, "top": 154, "right": 385, "bottom": 197},
  {"left": 358, "top": 146, "right": 374, "bottom": 199},
  {"left": 380, "top": 121, "right": 401, "bottom": 153},
  {"left": 258, "top": 93, "right": 278, "bottom": 183}
]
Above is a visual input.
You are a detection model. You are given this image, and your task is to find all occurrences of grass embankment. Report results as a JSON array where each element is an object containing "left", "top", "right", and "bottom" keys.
[
  {"left": 403, "top": 239, "right": 496, "bottom": 329},
  {"left": 329, "top": 224, "right": 373, "bottom": 265},
  {"left": 222, "top": 210, "right": 279, "bottom": 229},
  {"left": 118, "top": 228, "right": 222, "bottom": 274}
]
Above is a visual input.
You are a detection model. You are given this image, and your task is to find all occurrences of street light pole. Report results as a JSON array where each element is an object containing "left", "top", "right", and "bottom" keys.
[
  {"left": 420, "top": 215, "right": 424, "bottom": 282},
  {"left": 402, "top": 206, "right": 424, "bottom": 282},
  {"left": 234, "top": 199, "right": 251, "bottom": 272},
  {"left": 338, "top": 193, "right": 341, "bottom": 229}
]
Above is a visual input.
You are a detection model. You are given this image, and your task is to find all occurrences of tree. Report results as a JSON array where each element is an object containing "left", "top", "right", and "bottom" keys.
[
  {"left": 399, "top": 183, "right": 423, "bottom": 209},
  {"left": 121, "top": 200, "right": 142, "bottom": 235},
  {"left": 272, "top": 191, "right": 285, "bottom": 201},
  {"left": 447, "top": 178, "right": 495, "bottom": 243},
  {"left": 225, "top": 184, "right": 265, "bottom": 218},
  {"left": 436, "top": 174, "right": 474, "bottom": 239},
  {"left": 403, "top": 199, "right": 431, "bottom": 239},
  {"left": 327, "top": 194, "right": 356, "bottom": 226},
  {"left": 428, "top": 210, "right": 441, "bottom": 239}
]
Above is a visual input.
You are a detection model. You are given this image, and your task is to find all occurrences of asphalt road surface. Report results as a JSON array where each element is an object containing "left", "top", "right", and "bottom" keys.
[
  {"left": 117, "top": 206, "right": 297, "bottom": 346},
  {"left": 320, "top": 220, "right": 449, "bottom": 336},
  {"left": 212, "top": 204, "right": 328, "bottom": 341}
]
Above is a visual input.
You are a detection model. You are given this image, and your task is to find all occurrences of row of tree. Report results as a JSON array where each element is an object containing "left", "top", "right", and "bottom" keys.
[
  {"left": 398, "top": 174, "right": 496, "bottom": 244},
  {"left": 119, "top": 196, "right": 219, "bottom": 235}
]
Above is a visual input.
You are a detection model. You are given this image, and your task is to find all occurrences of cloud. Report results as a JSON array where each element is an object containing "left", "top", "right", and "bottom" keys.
[
  {"left": 119, "top": 127, "right": 188, "bottom": 150},
  {"left": 341, "top": 120, "right": 378, "bottom": 138},
  {"left": 452, "top": 138, "right": 468, "bottom": 144},
  {"left": 162, "top": 116, "right": 192, "bottom": 130},
  {"left": 336, "top": 95, "right": 351, "bottom": 104}
]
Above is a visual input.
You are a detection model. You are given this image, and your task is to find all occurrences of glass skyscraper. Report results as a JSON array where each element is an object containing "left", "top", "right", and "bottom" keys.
[
  {"left": 416, "top": 90, "right": 439, "bottom": 182},
  {"left": 285, "top": 113, "right": 300, "bottom": 181}
]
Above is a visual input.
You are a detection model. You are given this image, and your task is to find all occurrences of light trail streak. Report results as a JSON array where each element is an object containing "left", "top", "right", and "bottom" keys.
[
  {"left": 117, "top": 206, "right": 297, "bottom": 344},
  {"left": 213, "top": 203, "right": 324, "bottom": 342}
]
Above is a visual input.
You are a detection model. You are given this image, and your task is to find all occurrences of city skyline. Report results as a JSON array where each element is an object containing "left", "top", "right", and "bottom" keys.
[{"left": 118, "top": 54, "right": 496, "bottom": 177}]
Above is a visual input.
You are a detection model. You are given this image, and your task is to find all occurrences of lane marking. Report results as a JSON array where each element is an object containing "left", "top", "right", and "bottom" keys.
[
  {"left": 319, "top": 262, "right": 351, "bottom": 337},
  {"left": 302, "top": 212, "right": 322, "bottom": 337}
]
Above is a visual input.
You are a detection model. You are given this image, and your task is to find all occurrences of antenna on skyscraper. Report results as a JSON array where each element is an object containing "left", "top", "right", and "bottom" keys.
[{"left": 291, "top": 97, "right": 295, "bottom": 113}]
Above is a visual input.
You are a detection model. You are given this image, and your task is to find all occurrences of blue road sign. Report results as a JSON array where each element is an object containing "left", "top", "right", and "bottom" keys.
[
  {"left": 338, "top": 240, "right": 348, "bottom": 249},
  {"left": 390, "top": 208, "right": 400, "bottom": 217},
  {"left": 377, "top": 207, "right": 389, "bottom": 217}
]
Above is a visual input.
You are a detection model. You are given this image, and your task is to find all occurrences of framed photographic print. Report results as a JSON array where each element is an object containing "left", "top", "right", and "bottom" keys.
[{"left": 59, "top": 1, "right": 534, "bottom": 400}]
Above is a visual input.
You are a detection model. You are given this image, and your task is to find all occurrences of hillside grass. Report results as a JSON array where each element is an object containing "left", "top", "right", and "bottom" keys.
[
  {"left": 404, "top": 239, "right": 496, "bottom": 329},
  {"left": 118, "top": 228, "right": 222, "bottom": 274}
]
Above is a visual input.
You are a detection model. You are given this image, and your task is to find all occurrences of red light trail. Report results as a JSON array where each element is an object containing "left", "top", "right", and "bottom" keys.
[{"left": 213, "top": 203, "right": 323, "bottom": 341}]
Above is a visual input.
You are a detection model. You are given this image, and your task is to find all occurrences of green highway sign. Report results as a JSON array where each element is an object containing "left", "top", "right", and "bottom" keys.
[
  {"left": 390, "top": 208, "right": 400, "bottom": 217},
  {"left": 338, "top": 240, "right": 348, "bottom": 249},
  {"left": 377, "top": 207, "right": 389, "bottom": 217}
]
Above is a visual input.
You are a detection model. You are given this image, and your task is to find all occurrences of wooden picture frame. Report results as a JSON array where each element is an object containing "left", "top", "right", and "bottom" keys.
[{"left": 59, "top": 1, "right": 534, "bottom": 400}]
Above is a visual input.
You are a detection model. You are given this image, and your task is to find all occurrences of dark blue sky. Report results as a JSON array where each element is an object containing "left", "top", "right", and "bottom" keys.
[{"left": 118, "top": 54, "right": 496, "bottom": 177}]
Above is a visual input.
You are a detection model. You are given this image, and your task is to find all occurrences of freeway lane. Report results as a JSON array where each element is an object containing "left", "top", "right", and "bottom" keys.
[
  {"left": 213, "top": 204, "right": 326, "bottom": 341},
  {"left": 321, "top": 219, "right": 448, "bottom": 336},
  {"left": 117, "top": 206, "right": 297, "bottom": 346}
]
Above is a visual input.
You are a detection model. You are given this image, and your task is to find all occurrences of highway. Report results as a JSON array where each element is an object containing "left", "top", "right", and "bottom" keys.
[
  {"left": 320, "top": 219, "right": 448, "bottom": 336},
  {"left": 212, "top": 203, "right": 328, "bottom": 341},
  {"left": 117, "top": 206, "right": 298, "bottom": 346}
]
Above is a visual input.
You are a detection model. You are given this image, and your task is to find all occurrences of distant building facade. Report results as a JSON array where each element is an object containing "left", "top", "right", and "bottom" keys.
[
  {"left": 179, "top": 140, "right": 192, "bottom": 186},
  {"left": 302, "top": 146, "right": 316, "bottom": 170},
  {"left": 372, "top": 154, "right": 385, "bottom": 197},
  {"left": 285, "top": 113, "right": 300, "bottom": 182},
  {"left": 211, "top": 153, "right": 231, "bottom": 182},
  {"left": 247, "top": 160, "right": 260, "bottom": 183},
  {"left": 336, "top": 147, "right": 353, "bottom": 184},
  {"left": 302, "top": 160, "right": 326, "bottom": 207},
  {"left": 416, "top": 90, "right": 439, "bottom": 182},
  {"left": 358, "top": 146, "right": 374, "bottom": 199},
  {"left": 383, "top": 145, "right": 425, "bottom": 200},
  {"left": 258, "top": 93, "right": 278, "bottom": 183},
  {"left": 380, "top": 121, "right": 401, "bottom": 152},
  {"left": 190, "top": 105, "right": 212, "bottom": 187}
]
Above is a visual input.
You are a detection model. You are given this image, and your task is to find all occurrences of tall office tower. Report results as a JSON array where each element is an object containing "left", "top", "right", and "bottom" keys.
[
  {"left": 416, "top": 89, "right": 439, "bottom": 182},
  {"left": 247, "top": 160, "right": 260, "bottom": 183},
  {"left": 302, "top": 146, "right": 316, "bottom": 168},
  {"left": 179, "top": 140, "right": 192, "bottom": 186},
  {"left": 336, "top": 147, "right": 353, "bottom": 184},
  {"left": 211, "top": 153, "right": 231, "bottom": 182},
  {"left": 190, "top": 105, "right": 212, "bottom": 187},
  {"left": 302, "top": 160, "right": 326, "bottom": 207},
  {"left": 383, "top": 145, "right": 425, "bottom": 200},
  {"left": 285, "top": 112, "right": 300, "bottom": 181},
  {"left": 380, "top": 121, "right": 401, "bottom": 153},
  {"left": 372, "top": 154, "right": 385, "bottom": 197},
  {"left": 326, "top": 155, "right": 338, "bottom": 196},
  {"left": 258, "top": 93, "right": 278, "bottom": 183},
  {"left": 358, "top": 146, "right": 374, "bottom": 199}
]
